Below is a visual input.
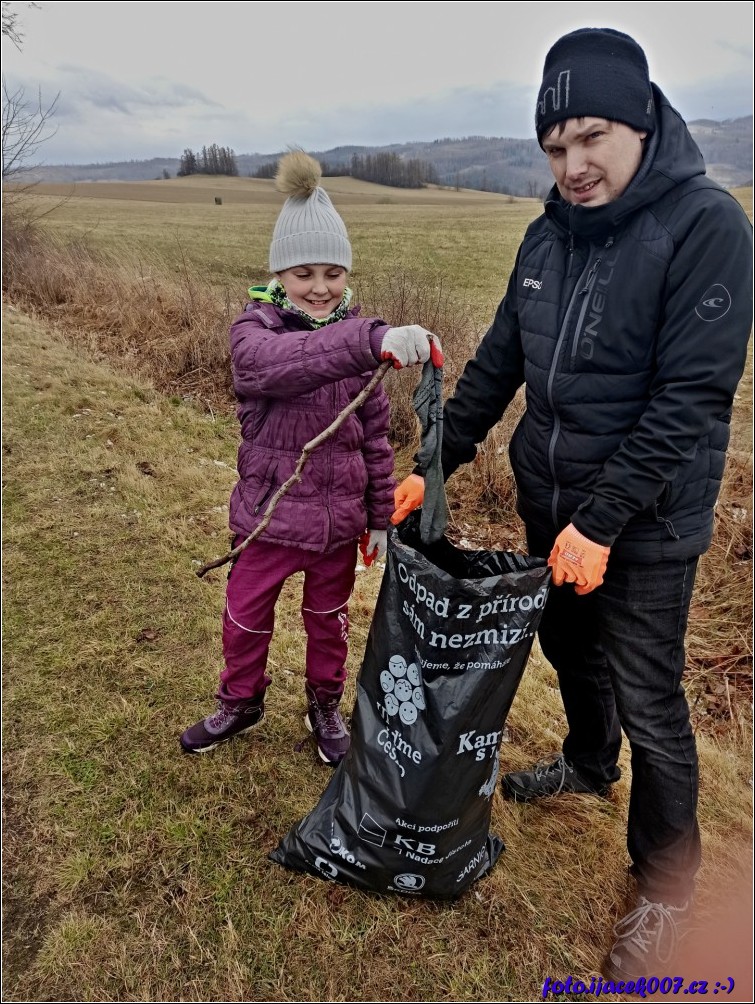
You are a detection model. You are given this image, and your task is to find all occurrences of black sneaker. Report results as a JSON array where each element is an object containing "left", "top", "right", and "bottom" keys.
[
  {"left": 304, "top": 684, "right": 350, "bottom": 765},
  {"left": 180, "top": 697, "right": 264, "bottom": 754},
  {"left": 501, "top": 753, "right": 610, "bottom": 802},
  {"left": 603, "top": 896, "right": 692, "bottom": 980}
]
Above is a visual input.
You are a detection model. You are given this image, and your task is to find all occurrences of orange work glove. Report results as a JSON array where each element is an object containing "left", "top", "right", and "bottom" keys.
[
  {"left": 548, "top": 523, "right": 610, "bottom": 595},
  {"left": 391, "top": 474, "right": 425, "bottom": 525}
]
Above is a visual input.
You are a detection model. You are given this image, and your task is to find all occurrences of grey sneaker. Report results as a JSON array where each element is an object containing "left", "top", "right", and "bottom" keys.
[
  {"left": 501, "top": 753, "right": 610, "bottom": 802},
  {"left": 304, "top": 684, "right": 350, "bottom": 765},
  {"left": 180, "top": 697, "right": 264, "bottom": 754},
  {"left": 603, "top": 896, "right": 692, "bottom": 980}
]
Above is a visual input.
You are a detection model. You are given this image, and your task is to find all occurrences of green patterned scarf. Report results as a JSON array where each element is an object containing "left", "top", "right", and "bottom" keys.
[{"left": 248, "top": 279, "right": 353, "bottom": 329}]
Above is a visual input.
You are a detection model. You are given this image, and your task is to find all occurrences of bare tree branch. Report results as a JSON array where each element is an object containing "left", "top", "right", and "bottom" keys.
[
  {"left": 2, "top": 2, "right": 23, "bottom": 49},
  {"left": 196, "top": 360, "right": 394, "bottom": 578},
  {"left": 2, "top": 2, "right": 40, "bottom": 51},
  {"left": 2, "top": 75, "right": 59, "bottom": 182}
]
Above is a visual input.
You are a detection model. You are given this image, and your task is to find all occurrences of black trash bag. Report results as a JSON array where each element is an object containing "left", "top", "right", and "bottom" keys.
[{"left": 269, "top": 512, "right": 550, "bottom": 899}]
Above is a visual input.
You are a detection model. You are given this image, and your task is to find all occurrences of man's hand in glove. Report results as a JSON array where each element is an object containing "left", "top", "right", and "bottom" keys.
[
  {"left": 548, "top": 524, "right": 610, "bottom": 595},
  {"left": 391, "top": 474, "right": 425, "bottom": 525},
  {"left": 381, "top": 326, "right": 443, "bottom": 369},
  {"left": 359, "top": 529, "right": 387, "bottom": 566}
]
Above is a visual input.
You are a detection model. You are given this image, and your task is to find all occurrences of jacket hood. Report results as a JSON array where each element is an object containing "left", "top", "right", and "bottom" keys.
[{"left": 544, "top": 85, "right": 706, "bottom": 240}]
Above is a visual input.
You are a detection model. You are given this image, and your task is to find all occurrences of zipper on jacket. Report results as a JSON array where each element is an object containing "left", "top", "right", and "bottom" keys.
[
  {"left": 653, "top": 502, "right": 680, "bottom": 541},
  {"left": 569, "top": 251, "right": 602, "bottom": 366},
  {"left": 569, "top": 237, "right": 615, "bottom": 363},
  {"left": 577, "top": 236, "right": 614, "bottom": 292},
  {"left": 323, "top": 383, "right": 338, "bottom": 548},
  {"left": 254, "top": 483, "right": 276, "bottom": 515},
  {"left": 657, "top": 514, "right": 680, "bottom": 541},
  {"left": 579, "top": 258, "right": 602, "bottom": 296},
  {"left": 545, "top": 254, "right": 596, "bottom": 530}
]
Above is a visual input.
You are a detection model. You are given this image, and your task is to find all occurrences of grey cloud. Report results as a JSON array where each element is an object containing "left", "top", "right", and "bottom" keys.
[
  {"left": 8, "top": 72, "right": 752, "bottom": 166},
  {"left": 52, "top": 65, "right": 221, "bottom": 116},
  {"left": 270, "top": 75, "right": 751, "bottom": 154},
  {"left": 715, "top": 38, "right": 754, "bottom": 62},
  {"left": 267, "top": 81, "right": 537, "bottom": 153},
  {"left": 671, "top": 78, "right": 753, "bottom": 122}
]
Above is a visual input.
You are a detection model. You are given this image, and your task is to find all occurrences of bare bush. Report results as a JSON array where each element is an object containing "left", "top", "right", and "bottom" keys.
[
  {"left": 2, "top": 211, "right": 236, "bottom": 410},
  {"left": 686, "top": 449, "right": 753, "bottom": 718},
  {"left": 353, "top": 268, "right": 491, "bottom": 448}
]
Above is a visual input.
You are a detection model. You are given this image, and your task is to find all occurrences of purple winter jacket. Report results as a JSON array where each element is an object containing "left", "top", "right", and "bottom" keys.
[{"left": 228, "top": 300, "right": 396, "bottom": 552}]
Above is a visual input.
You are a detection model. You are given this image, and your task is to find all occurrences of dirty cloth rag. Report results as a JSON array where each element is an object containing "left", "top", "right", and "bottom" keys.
[{"left": 412, "top": 361, "right": 450, "bottom": 543}]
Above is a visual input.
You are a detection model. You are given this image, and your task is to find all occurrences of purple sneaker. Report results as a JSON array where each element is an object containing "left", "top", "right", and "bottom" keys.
[
  {"left": 180, "top": 697, "right": 264, "bottom": 754},
  {"left": 304, "top": 684, "right": 350, "bottom": 765}
]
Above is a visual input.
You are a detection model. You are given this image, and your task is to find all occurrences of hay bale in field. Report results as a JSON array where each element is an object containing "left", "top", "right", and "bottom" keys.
[{"left": 214, "top": 197, "right": 222, "bottom": 206}]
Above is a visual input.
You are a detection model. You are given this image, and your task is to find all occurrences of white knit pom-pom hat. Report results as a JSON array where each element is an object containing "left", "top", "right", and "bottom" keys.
[{"left": 269, "top": 150, "right": 352, "bottom": 272}]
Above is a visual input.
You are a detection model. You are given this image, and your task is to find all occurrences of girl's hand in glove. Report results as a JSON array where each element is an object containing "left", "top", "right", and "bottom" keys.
[
  {"left": 359, "top": 529, "right": 388, "bottom": 566},
  {"left": 381, "top": 326, "right": 443, "bottom": 369}
]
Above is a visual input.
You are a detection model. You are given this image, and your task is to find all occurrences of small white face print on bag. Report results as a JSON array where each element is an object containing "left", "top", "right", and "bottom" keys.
[
  {"left": 388, "top": 655, "right": 407, "bottom": 677},
  {"left": 399, "top": 702, "right": 418, "bottom": 726},
  {"left": 379, "top": 654, "right": 426, "bottom": 728},
  {"left": 380, "top": 670, "right": 395, "bottom": 693},
  {"left": 394, "top": 679, "right": 413, "bottom": 702},
  {"left": 384, "top": 693, "right": 400, "bottom": 716}
]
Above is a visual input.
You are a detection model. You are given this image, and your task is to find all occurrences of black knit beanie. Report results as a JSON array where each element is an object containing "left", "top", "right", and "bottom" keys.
[{"left": 535, "top": 27, "right": 655, "bottom": 146}]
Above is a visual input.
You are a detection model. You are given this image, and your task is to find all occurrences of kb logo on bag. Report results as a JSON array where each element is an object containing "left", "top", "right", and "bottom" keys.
[{"left": 379, "top": 654, "right": 426, "bottom": 725}]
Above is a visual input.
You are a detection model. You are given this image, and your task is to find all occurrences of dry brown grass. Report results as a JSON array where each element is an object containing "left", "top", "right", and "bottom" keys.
[
  {"left": 2, "top": 182, "right": 752, "bottom": 999},
  {"left": 3, "top": 190, "right": 751, "bottom": 713},
  {"left": 4, "top": 309, "right": 750, "bottom": 999},
  {"left": 2, "top": 209, "right": 237, "bottom": 412},
  {"left": 12, "top": 176, "right": 536, "bottom": 310},
  {"left": 16, "top": 174, "right": 533, "bottom": 208},
  {"left": 3, "top": 310, "right": 751, "bottom": 1003}
]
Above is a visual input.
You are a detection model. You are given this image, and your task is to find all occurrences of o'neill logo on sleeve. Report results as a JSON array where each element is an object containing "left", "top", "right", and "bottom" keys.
[{"left": 695, "top": 284, "right": 732, "bottom": 322}]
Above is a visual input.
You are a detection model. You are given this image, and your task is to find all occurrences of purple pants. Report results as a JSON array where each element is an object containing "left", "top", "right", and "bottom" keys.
[{"left": 218, "top": 537, "right": 357, "bottom": 704}]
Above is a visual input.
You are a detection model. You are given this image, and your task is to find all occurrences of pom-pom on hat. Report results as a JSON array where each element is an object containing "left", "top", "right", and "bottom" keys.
[
  {"left": 269, "top": 150, "right": 352, "bottom": 272},
  {"left": 535, "top": 27, "right": 655, "bottom": 146}
]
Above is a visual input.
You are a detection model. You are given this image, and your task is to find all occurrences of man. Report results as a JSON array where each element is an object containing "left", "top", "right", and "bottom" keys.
[{"left": 392, "top": 27, "right": 753, "bottom": 980}]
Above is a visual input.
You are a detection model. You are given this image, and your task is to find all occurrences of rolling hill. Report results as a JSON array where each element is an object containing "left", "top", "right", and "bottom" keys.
[{"left": 20, "top": 117, "right": 753, "bottom": 196}]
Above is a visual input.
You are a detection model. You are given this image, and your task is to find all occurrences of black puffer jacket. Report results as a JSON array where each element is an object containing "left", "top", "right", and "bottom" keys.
[{"left": 442, "top": 87, "right": 753, "bottom": 563}]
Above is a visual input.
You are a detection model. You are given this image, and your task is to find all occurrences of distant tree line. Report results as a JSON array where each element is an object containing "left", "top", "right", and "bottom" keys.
[
  {"left": 252, "top": 160, "right": 277, "bottom": 180},
  {"left": 252, "top": 158, "right": 347, "bottom": 180},
  {"left": 252, "top": 152, "right": 439, "bottom": 189},
  {"left": 350, "top": 152, "right": 438, "bottom": 188},
  {"left": 178, "top": 144, "right": 239, "bottom": 177},
  {"left": 24, "top": 117, "right": 751, "bottom": 193}
]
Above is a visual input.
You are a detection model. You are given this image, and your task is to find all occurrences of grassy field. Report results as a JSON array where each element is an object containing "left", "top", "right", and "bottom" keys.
[
  {"left": 17, "top": 176, "right": 539, "bottom": 317},
  {"left": 2, "top": 176, "right": 753, "bottom": 1002}
]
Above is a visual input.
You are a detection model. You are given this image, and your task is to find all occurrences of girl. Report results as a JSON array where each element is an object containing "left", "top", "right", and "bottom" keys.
[{"left": 180, "top": 151, "right": 441, "bottom": 764}]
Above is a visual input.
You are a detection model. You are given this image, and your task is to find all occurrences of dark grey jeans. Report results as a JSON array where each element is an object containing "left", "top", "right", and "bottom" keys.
[{"left": 529, "top": 532, "right": 701, "bottom": 905}]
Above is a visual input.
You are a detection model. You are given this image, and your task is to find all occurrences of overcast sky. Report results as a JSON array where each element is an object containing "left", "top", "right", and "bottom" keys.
[{"left": 2, "top": 1, "right": 753, "bottom": 165}]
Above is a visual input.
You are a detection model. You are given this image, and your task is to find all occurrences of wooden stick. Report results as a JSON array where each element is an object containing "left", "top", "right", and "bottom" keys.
[{"left": 196, "top": 360, "right": 394, "bottom": 578}]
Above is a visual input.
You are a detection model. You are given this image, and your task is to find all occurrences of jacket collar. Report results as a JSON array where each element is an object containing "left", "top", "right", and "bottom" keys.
[{"left": 244, "top": 299, "right": 362, "bottom": 330}]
